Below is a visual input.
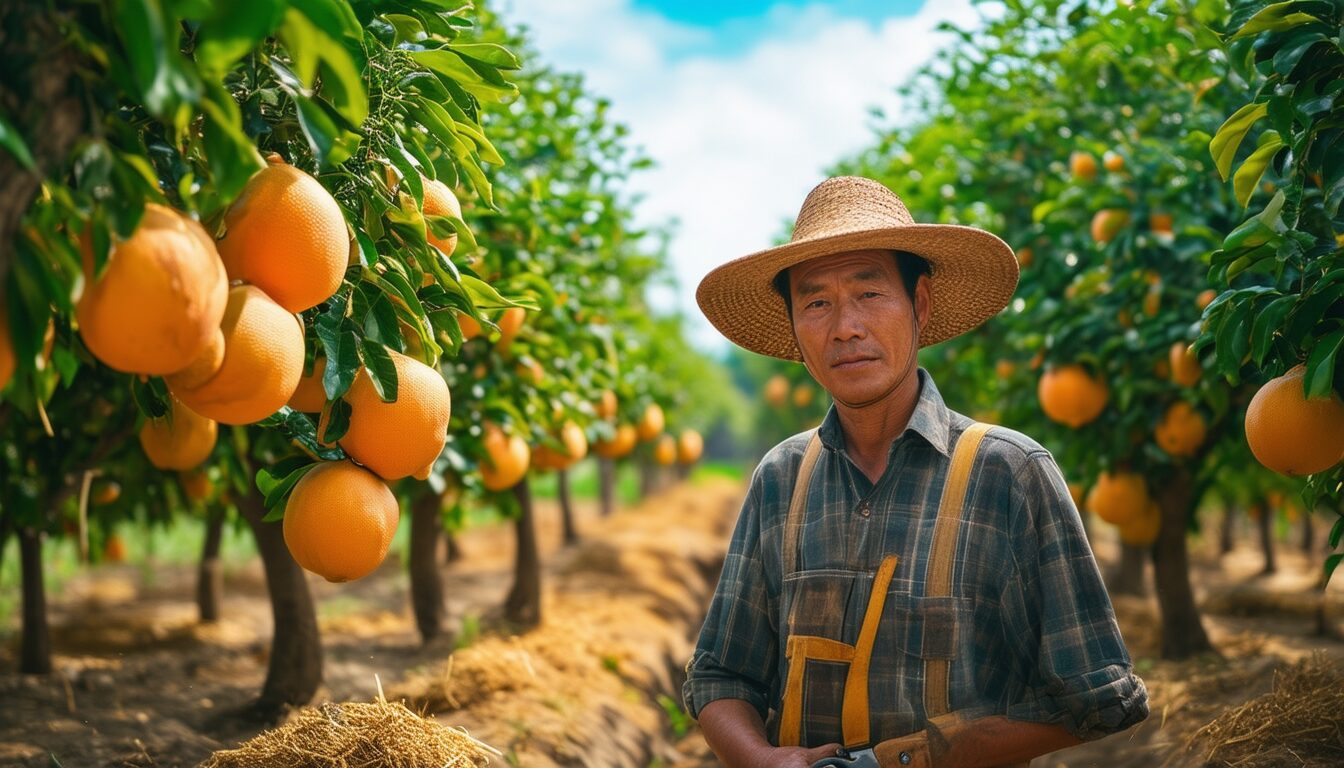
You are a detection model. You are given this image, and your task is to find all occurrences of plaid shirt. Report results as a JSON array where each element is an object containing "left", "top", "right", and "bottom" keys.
[{"left": 683, "top": 370, "right": 1148, "bottom": 747}]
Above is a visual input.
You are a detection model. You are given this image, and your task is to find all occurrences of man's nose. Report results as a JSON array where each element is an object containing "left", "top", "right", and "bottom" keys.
[{"left": 831, "top": 300, "right": 866, "bottom": 341}]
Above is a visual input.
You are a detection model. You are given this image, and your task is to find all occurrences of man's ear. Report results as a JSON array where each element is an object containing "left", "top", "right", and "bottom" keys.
[{"left": 913, "top": 273, "right": 932, "bottom": 334}]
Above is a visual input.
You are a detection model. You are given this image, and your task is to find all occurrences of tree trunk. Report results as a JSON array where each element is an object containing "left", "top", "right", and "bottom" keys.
[
  {"left": 409, "top": 493, "right": 445, "bottom": 644},
  {"left": 1110, "top": 543, "right": 1147, "bottom": 597},
  {"left": 0, "top": 2, "right": 89, "bottom": 284},
  {"left": 1152, "top": 468, "right": 1214, "bottom": 659},
  {"left": 638, "top": 457, "right": 655, "bottom": 499},
  {"left": 238, "top": 489, "right": 321, "bottom": 717},
  {"left": 599, "top": 458, "right": 616, "bottom": 517},
  {"left": 503, "top": 480, "right": 541, "bottom": 628},
  {"left": 1301, "top": 510, "right": 1315, "bottom": 554},
  {"left": 1256, "top": 505, "right": 1276, "bottom": 575},
  {"left": 196, "top": 508, "right": 225, "bottom": 623},
  {"left": 1220, "top": 503, "right": 1236, "bottom": 555},
  {"left": 19, "top": 526, "right": 51, "bottom": 674},
  {"left": 444, "top": 529, "right": 463, "bottom": 564},
  {"left": 558, "top": 468, "right": 578, "bottom": 546}
]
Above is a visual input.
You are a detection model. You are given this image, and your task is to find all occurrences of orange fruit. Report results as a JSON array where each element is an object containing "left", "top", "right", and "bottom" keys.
[
  {"left": 169, "top": 285, "right": 305, "bottom": 425},
  {"left": 1038, "top": 364, "right": 1109, "bottom": 428},
  {"left": 594, "top": 423, "right": 638, "bottom": 459},
  {"left": 1118, "top": 501, "right": 1161, "bottom": 546},
  {"left": 1090, "top": 209, "right": 1130, "bottom": 244},
  {"left": 532, "top": 420, "right": 588, "bottom": 471},
  {"left": 217, "top": 155, "right": 347, "bottom": 313},
  {"left": 288, "top": 357, "right": 328, "bottom": 413},
  {"left": 321, "top": 350, "right": 451, "bottom": 481},
  {"left": 995, "top": 360, "right": 1016, "bottom": 380},
  {"left": 1245, "top": 365, "right": 1344, "bottom": 476},
  {"left": 1154, "top": 401, "right": 1206, "bottom": 457},
  {"left": 495, "top": 307, "right": 526, "bottom": 351},
  {"left": 1016, "top": 247, "right": 1033, "bottom": 268},
  {"left": 1195, "top": 289, "right": 1217, "bottom": 311},
  {"left": 678, "top": 429, "right": 704, "bottom": 464},
  {"left": 166, "top": 327, "right": 226, "bottom": 391},
  {"left": 179, "top": 469, "right": 214, "bottom": 502},
  {"left": 422, "top": 177, "right": 462, "bottom": 256},
  {"left": 1169, "top": 342, "right": 1201, "bottom": 388},
  {"left": 764, "top": 375, "right": 790, "bottom": 407},
  {"left": 1143, "top": 289, "right": 1160, "bottom": 317},
  {"left": 1149, "top": 212, "right": 1174, "bottom": 236},
  {"left": 1103, "top": 152, "right": 1125, "bottom": 172},
  {"left": 93, "top": 481, "right": 122, "bottom": 505},
  {"left": 792, "top": 384, "right": 815, "bottom": 408},
  {"left": 457, "top": 312, "right": 482, "bottom": 341},
  {"left": 1070, "top": 151, "right": 1098, "bottom": 181},
  {"left": 76, "top": 204, "right": 228, "bottom": 375},
  {"left": 595, "top": 389, "right": 618, "bottom": 420},
  {"left": 654, "top": 434, "right": 677, "bottom": 466},
  {"left": 1086, "top": 471, "right": 1148, "bottom": 526},
  {"left": 1154, "top": 359, "right": 1171, "bottom": 379},
  {"left": 103, "top": 533, "right": 127, "bottom": 562},
  {"left": 283, "top": 460, "right": 399, "bottom": 583},
  {"left": 139, "top": 396, "right": 217, "bottom": 471},
  {"left": 637, "top": 402, "right": 665, "bottom": 442},
  {"left": 480, "top": 422, "right": 530, "bottom": 491}
]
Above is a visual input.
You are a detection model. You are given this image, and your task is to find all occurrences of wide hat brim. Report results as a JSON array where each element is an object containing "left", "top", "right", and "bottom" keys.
[{"left": 696, "top": 223, "right": 1019, "bottom": 362}]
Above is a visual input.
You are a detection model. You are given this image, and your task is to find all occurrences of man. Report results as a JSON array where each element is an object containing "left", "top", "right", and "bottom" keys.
[{"left": 685, "top": 176, "right": 1147, "bottom": 768}]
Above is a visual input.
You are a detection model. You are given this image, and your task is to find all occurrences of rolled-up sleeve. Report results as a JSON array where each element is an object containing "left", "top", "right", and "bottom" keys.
[
  {"left": 1000, "top": 452, "right": 1149, "bottom": 740},
  {"left": 683, "top": 469, "right": 778, "bottom": 720}
]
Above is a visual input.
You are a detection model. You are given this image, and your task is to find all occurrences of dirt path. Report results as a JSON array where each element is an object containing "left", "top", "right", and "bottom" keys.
[{"left": 3, "top": 483, "right": 1343, "bottom": 768}]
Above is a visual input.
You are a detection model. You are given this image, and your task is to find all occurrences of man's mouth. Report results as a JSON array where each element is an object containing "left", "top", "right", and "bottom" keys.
[{"left": 831, "top": 355, "right": 877, "bottom": 369}]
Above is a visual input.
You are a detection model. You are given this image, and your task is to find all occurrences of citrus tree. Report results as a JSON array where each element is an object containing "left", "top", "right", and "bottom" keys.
[
  {"left": 0, "top": 0, "right": 523, "bottom": 714},
  {"left": 836, "top": 0, "right": 1265, "bottom": 659},
  {"left": 1198, "top": 0, "right": 1344, "bottom": 581}
]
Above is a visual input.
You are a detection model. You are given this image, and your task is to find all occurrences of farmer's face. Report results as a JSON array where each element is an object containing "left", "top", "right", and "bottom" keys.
[{"left": 788, "top": 250, "right": 930, "bottom": 409}]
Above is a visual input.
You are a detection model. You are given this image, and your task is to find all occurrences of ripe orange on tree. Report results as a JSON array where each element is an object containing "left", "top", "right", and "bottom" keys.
[
  {"left": 653, "top": 434, "right": 678, "bottom": 466},
  {"left": 283, "top": 460, "right": 399, "bottom": 583},
  {"left": 594, "top": 423, "right": 638, "bottom": 459},
  {"left": 1149, "top": 212, "right": 1174, "bottom": 236},
  {"left": 1154, "top": 401, "right": 1206, "bottom": 458},
  {"left": 76, "top": 203, "right": 227, "bottom": 375},
  {"left": 217, "top": 154, "right": 348, "bottom": 313},
  {"left": 139, "top": 396, "right": 217, "bottom": 471},
  {"left": 479, "top": 422, "right": 530, "bottom": 491},
  {"left": 637, "top": 402, "right": 665, "bottom": 442},
  {"left": 1118, "top": 501, "right": 1161, "bottom": 547},
  {"left": 995, "top": 359, "right": 1016, "bottom": 380},
  {"left": 1016, "top": 247, "right": 1033, "bottom": 268},
  {"left": 319, "top": 350, "right": 451, "bottom": 481},
  {"left": 457, "top": 312, "right": 482, "bottom": 341},
  {"left": 178, "top": 469, "right": 214, "bottom": 502},
  {"left": 1090, "top": 208, "right": 1130, "bottom": 244},
  {"left": 1070, "top": 151, "right": 1098, "bottom": 181},
  {"left": 288, "top": 357, "right": 329, "bottom": 413},
  {"left": 1168, "top": 342, "right": 1201, "bottom": 388},
  {"left": 1086, "top": 471, "right": 1148, "bottom": 526},
  {"left": 421, "top": 176, "right": 462, "bottom": 256},
  {"left": 0, "top": 307, "right": 14, "bottom": 390},
  {"left": 595, "top": 389, "right": 618, "bottom": 420},
  {"left": 532, "top": 420, "right": 588, "bottom": 471},
  {"left": 168, "top": 284, "right": 305, "bottom": 424},
  {"left": 764, "top": 375, "right": 790, "bottom": 407},
  {"left": 678, "top": 429, "right": 704, "bottom": 464},
  {"left": 93, "top": 480, "right": 122, "bottom": 506},
  {"left": 1195, "top": 289, "right": 1217, "bottom": 311},
  {"left": 494, "top": 307, "right": 526, "bottom": 353},
  {"left": 1244, "top": 365, "right": 1344, "bottom": 476},
  {"left": 103, "top": 533, "right": 128, "bottom": 562},
  {"left": 1103, "top": 151, "right": 1125, "bottom": 172},
  {"left": 792, "top": 383, "right": 815, "bottom": 409},
  {"left": 1037, "top": 364, "right": 1109, "bottom": 428}
]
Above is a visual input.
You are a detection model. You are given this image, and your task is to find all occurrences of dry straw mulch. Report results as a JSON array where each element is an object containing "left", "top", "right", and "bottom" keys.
[
  {"left": 198, "top": 698, "right": 499, "bottom": 768},
  {"left": 1183, "top": 652, "right": 1344, "bottom": 767}
]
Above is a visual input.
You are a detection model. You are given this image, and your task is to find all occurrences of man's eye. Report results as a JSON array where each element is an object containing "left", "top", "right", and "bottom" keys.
[
  {"left": 806, "top": 300, "right": 826, "bottom": 309},
  {"left": 861, "top": 291, "right": 881, "bottom": 299}
]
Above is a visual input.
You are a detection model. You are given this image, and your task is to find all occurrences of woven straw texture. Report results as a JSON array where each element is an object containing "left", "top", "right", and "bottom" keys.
[{"left": 696, "top": 176, "right": 1018, "bottom": 361}]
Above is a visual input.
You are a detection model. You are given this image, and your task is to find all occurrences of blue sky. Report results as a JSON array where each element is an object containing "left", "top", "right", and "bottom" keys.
[{"left": 495, "top": 0, "right": 985, "bottom": 352}]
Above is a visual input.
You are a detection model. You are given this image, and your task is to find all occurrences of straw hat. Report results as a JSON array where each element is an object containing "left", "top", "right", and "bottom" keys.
[{"left": 696, "top": 176, "right": 1019, "bottom": 361}]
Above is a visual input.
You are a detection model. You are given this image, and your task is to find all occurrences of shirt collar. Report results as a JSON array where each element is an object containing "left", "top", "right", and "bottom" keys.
[{"left": 815, "top": 368, "right": 953, "bottom": 458}]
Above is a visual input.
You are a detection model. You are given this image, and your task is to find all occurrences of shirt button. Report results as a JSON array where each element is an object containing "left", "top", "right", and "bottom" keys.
[{"left": 858, "top": 502, "right": 871, "bottom": 517}]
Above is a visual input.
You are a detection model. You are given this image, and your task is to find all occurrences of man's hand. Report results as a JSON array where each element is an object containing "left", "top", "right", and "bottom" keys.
[{"left": 699, "top": 698, "right": 841, "bottom": 768}]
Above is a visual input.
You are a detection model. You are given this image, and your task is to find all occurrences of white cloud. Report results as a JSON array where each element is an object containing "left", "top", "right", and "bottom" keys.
[{"left": 495, "top": 0, "right": 984, "bottom": 352}]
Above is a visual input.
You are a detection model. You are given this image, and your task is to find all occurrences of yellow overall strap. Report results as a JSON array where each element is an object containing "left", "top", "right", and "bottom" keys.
[
  {"left": 923, "top": 422, "right": 992, "bottom": 720},
  {"left": 841, "top": 553, "right": 899, "bottom": 748},
  {"left": 779, "top": 636, "right": 853, "bottom": 746},
  {"left": 783, "top": 431, "right": 823, "bottom": 579}
]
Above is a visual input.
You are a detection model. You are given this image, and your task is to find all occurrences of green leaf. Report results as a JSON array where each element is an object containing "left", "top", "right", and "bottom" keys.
[
  {"left": 257, "top": 458, "right": 315, "bottom": 513},
  {"left": 1210, "top": 101, "right": 1268, "bottom": 181},
  {"left": 412, "top": 49, "right": 518, "bottom": 103},
  {"left": 1233, "top": 131, "right": 1284, "bottom": 208},
  {"left": 0, "top": 113, "right": 36, "bottom": 171},
  {"left": 363, "top": 291, "right": 403, "bottom": 350},
  {"left": 1303, "top": 329, "right": 1344, "bottom": 398},
  {"left": 117, "top": 0, "right": 199, "bottom": 118},
  {"left": 194, "top": 0, "right": 285, "bottom": 75},
  {"left": 1331, "top": 515, "right": 1344, "bottom": 549},
  {"left": 360, "top": 339, "right": 398, "bottom": 402},
  {"left": 320, "top": 396, "right": 351, "bottom": 443},
  {"left": 200, "top": 88, "right": 264, "bottom": 204},
  {"left": 1228, "top": 2, "right": 1326, "bottom": 40},
  {"left": 1326, "top": 553, "right": 1344, "bottom": 587},
  {"left": 446, "top": 42, "right": 522, "bottom": 69},
  {"left": 316, "top": 296, "right": 359, "bottom": 399},
  {"left": 1250, "top": 295, "right": 1296, "bottom": 364}
]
